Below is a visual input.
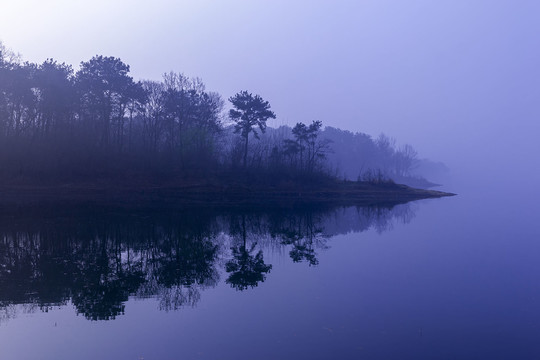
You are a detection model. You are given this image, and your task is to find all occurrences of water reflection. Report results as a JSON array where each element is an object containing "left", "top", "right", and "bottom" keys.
[
  {"left": 226, "top": 214, "right": 272, "bottom": 291},
  {"left": 0, "top": 203, "right": 415, "bottom": 322}
]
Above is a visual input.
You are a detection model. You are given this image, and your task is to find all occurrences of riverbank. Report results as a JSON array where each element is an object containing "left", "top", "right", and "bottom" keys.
[{"left": 0, "top": 179, "right": 455, "bottom": 210}]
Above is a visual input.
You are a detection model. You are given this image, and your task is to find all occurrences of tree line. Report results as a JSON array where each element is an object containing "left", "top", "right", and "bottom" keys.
[
  {"left": 0, "top": 43, "right": 332, "bottom": 183},
  {"left": 0, "top": 42, "right": 423, "bottom": 185}
]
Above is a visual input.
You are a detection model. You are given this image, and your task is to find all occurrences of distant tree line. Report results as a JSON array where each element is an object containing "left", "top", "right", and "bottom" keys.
[
  {"left": 244, "top": 126, "right": 422, "bottom": 185},
  {"left": 321, "top": 128, "right": 420, "bottom": 183},
  {"left": 0, "top": 42, "right": 425, "bottom": 185}
]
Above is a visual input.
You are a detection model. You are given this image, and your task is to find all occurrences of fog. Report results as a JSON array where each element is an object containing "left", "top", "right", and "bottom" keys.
[
  {"left": 2, "top": 4, "right": 540, "bottom": 357},
  {"left": 1, "top": 0, "right": 539, "bottom": 191}
]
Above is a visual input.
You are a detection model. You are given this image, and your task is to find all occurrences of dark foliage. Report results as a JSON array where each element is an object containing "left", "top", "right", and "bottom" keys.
[{"left": 0, "top": 42, "right": 439, "bottom": 188}]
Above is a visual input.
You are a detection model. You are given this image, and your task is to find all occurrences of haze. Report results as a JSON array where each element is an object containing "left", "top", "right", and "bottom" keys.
[{"left": 1, "top": 0, "right": 539, "bottom": 187}]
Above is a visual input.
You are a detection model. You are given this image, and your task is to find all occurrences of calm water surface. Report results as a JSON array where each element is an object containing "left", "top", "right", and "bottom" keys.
[{"left": 0, "top": 180, "right": 538, "bottom": 359}]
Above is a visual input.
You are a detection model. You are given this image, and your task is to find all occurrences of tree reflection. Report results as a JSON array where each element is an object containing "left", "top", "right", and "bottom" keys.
[
  {"left": 270, "top": 211, "right": 328, "bottom": 266},
  {"left": 226, "top": 244, "right": 272, "bottom": 291},
  {"left": 0, "top": 210, "right": 221, "bottom": 321},
  {"left": 0, "top": 202, "right": 416, "bottom": 321},
  {"left": 226, "top": 215, "right": 272, "bottom": 291}
]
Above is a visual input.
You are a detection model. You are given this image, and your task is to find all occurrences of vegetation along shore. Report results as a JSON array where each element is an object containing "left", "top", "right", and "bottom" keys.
[{"left": 0, "top": 43, "right": 455, "bottom": 208}]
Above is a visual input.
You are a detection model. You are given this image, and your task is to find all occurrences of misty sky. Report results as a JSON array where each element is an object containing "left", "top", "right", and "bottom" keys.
[{"left": 1, "top": 0, "right": 539, "bottom": 180}]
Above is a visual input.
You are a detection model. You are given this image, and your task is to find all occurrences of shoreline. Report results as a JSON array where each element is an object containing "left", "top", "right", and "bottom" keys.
[{"left": 0, "top": 180, "right": 455, "bottom": 210}]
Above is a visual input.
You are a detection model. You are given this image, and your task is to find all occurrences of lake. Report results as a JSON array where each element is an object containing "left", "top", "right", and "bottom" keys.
[{"left": 0, "top": 179, "right": 538, "bottom": 359}]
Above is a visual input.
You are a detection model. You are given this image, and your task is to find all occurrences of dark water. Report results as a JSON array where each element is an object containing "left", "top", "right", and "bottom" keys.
[{"left": 0, "top": 183, "right": 538, "bottom": 359}]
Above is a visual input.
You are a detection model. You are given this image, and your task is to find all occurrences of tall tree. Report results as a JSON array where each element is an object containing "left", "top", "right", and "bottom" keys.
[
  {"left": 160, "top": 72, "right": 223, "bottom": 167},
  {"left": 0, "top": 62, "right": 37, "bottom": 137},
  {"left": 34, "top": 59, "right": 75, "bottom": 136},
  {"left": 288, "top": 120, "right": 328, "bottom": 173},
  {"left": 140, "top": 80, "right": 166, "bottom": 153},
  {"left": 393, "top": 144, "right": 418, "bottom": 176},
  {"left": 75, "top": 56, "right": 143, "bottom": 147},
  {"left": 229, "top": 91, "right": 276, "bottom": 168}
]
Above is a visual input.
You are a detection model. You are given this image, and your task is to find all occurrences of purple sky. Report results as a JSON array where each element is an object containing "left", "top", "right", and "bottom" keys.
[{"left": 1, "top": 0, "right": 539, "bottom": 178}]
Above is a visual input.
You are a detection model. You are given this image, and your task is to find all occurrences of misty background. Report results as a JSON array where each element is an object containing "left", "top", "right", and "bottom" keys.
[
  {"left": 1, "top": 0, "right": 539, "bottom": 191},
  {"left": 2, "top": 3, "right": 540, "bottom": 358}
]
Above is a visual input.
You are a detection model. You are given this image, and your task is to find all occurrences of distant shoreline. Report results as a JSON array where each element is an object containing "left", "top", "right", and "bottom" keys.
[{"left": 0, "top": 180, "right": 455, "bottom": 210}]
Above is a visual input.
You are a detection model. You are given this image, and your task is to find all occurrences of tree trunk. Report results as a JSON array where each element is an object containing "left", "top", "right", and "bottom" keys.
[{"left": 243, "top": 134, "right": 249, "bottom": 168}]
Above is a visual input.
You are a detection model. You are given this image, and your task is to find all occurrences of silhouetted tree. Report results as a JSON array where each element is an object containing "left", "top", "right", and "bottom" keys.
[
  {"left": 0, "top": 41, "right": 21, "bottom": 67},
  {"left": 0, "top": 42, "right": 434, "bottom": 188},
  {"left": 283, "top": 120, "right": 329, "bottom": 174},
  {"left": 140, "top": 80, "right": 166, "bottom": 153},
  {"left": 75, "top": 56, "right": 143, "bottom": 147},
  {"left": 163, "top": 89, "right": 222, "bottom": 167},
  {"left": 394, "top": 144, "right": 418, "bottom": 176},
  {"left": 0, "top": 61, "right": 36, "bottom": 137},
  {"left": 34, "top": 59, "right": 75, "bottom": 136},
  {"left": 229, "top": 91, "right": 276, "bottom": 168}
]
